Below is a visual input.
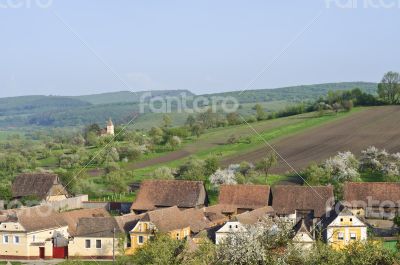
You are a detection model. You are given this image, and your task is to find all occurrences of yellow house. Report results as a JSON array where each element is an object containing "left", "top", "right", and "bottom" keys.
[
  {"left": 0, "top": 206, "right": 69, "bottom": 260},
  {"left": 128, "top": 206, "right": 190, "bottom": 253},
  {"left": 325, "top": 206, "right": 367, "bottom": 250}
]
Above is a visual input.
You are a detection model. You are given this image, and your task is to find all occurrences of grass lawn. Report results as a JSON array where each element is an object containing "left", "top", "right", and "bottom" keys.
[
  {"left": 383, "top": 240, "right": 398, "bottom": 252},
  {"left": 59, "top": 261, "right": 114, "bottom": 265}
]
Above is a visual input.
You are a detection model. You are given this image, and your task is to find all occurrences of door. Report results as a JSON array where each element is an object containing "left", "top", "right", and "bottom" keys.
[
  {"left": 39, "top": 247, "right": 45, "bottom": 259},
  {"left": 53, "top": 246, "right": 68, "bottom": 259}
]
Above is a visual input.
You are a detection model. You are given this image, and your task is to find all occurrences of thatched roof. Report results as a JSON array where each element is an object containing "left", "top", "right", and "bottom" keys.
[
  {"left": 139, "top": 206, "right": 190, "bottom": 232},
  {"left": 343, "top": 182, "right": 400, "bottom": 208},
  {"left": 75, "top": 217, "right": 122, "bottom": 238},
  {"left": 271, "top": 185, "right": 334, "bottom": 218},
  {"left": 218, "top": 184, "right": 270, "bottom": 210},
  {"left": 130, "top": 180, "right": 207, "bottom": 211},
  {"left": 12, "top": 173, "right": 68, "bottom": 200}
]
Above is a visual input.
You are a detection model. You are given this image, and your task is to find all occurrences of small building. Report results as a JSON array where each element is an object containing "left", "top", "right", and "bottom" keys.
[
  {"left": 68, "top": 217, "right": 122, "bottom": 259},
  {"left": 100, "top": 118, "right": 115, "bottom": 136},
  {"left": 130, "top": 180, "right": 208, "bottom": 213},
  {"left": 128, "top": 206, "right": 190, "bottom": 253},
  {"left": 215, "top": 206, "right": 275, "bottom": 244},
  {"left": 11, "top": 173, "right": 68, "bottom": 202},
  {"left": 292, "top": 219, "right": 315, "bottom": 251},
  {"left": 323, "top": 204, "right": 367, "bottom": 250},
  {"left": 271, "top": 185, "right": 335, "bottom": 223},
  {"left": 0, "top": 206, "right": 69, "bottom": 260},
  {"left": 343, "top": 182, "right": 400, "bottom": 220},
  {"left": 218, "top": 184, "right": 271, "bottom": 215}
]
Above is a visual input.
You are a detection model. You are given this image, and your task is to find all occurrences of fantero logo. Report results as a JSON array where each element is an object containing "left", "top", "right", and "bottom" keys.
[{"left": 0, "top": 0, "right": 53, "bottom": 9}]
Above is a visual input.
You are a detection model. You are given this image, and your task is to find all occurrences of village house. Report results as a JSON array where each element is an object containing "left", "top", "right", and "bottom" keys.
[
  {"left": 343, "top": 182, "right": 400, "bottom": 220},
  {"left": 0, "top": 206, "right": 69, "bottom": 260},
  {"left": 271, "top": 185, "right": 335, "bottom": 225},
  {"left": 68, "top": 217, "right": 122, "bottom": 259},
  {"left": 128, "top": 206, "right": 191, "bottom": 253},
  {"left": 217, "top": 184, "right": 271, "bottom": 216},
  {"left": 100, "top": 118, "right": 115, "bottom": 136},
  {"left": 11, "top": 173, "right": 69, "bottom": 202},
  {"left": 130, "top": 180, "right": 208, "bottom": 213},
  {"left": 323, "top": 204, "right": 367, "bottom": 250},
  {"left": 292, "top": 219, "right": 315, "bottom": 250},
  {"left": 215, "top": 206, "right": 275, "bottom": 244}
]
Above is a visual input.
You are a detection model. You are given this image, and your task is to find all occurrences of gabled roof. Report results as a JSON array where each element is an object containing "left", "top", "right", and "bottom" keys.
[
  {"left": 115, "top": 213, "right": 143, "bottom": 233},
  {"left": 131, "top": 180, "right": 207, "bottom": 211},
  {"left": 181, "top": 207, "right": 228, "bottom": 234},
  {"left": 322, "top": 203, "right": 366, "bottom": 228},
  {"left": 292, "top": 219, "right": 314, "bottom": 241},
  {"left": 2, "top": 205, "right": 68, "bottom": 232},
  {"left": 271, "top": 185, "right": 335, "bottom": 218},
  {"left": 343, "top": 182, "right": 400, "bottom": 207},
  {"left": 138, "top": 206, "right": 190, "bottom": 232},
  {"left": 75, "top": 217, "right": 122, "bottom": 238},
  {"left": 60, "top": 208, "right": 110, "bottom": 236},
  {"left": 11, "top": 173, "right": 68, "bottom": 200},
  {"left": 218, "top": 184, "right": 270, "bottom": 210},
  {"left": 235, "top": 206, "right": 275, "bottom": 225}
]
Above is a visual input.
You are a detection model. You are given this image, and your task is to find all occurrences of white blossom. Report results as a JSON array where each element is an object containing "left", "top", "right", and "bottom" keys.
[
  {"left": 324, "top": 151, "right": 360, "bottom": 181},
  {"left": 209, "top": 168, "right": 237, "bottom": 187}
]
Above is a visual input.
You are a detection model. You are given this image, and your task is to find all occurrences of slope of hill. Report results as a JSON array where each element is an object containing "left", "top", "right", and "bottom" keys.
[{"left": 203, "top": 82, "right": 377, "bottom": 103}]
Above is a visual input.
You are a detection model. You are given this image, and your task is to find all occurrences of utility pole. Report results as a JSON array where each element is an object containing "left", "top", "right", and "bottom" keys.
[{"left": 113, "top": 227, "right": 116, "bottom": 264}]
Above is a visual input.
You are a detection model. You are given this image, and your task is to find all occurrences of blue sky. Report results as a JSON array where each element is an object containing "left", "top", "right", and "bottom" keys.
[{"left": 0, "top": 0, "right": 399, "bottom": 97}]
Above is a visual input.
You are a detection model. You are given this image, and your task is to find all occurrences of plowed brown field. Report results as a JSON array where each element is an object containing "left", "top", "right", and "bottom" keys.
[{"left": 222, "top": 106, "right": 400, "bottom": 174}]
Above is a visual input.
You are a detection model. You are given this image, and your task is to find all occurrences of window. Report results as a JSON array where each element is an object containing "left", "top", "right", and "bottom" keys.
[
  {"left": 338, "top": 232, "right": 344, "bottom": 240},
  {"left": 229, "top": 225, "right": 232, "bottom": 229},
  {"left": 350, "top": 218, "right": 352, "bottom": 222},
  {"left": 3, "top": 235, "right": 9, "bottom": 244},
  {"left": 340, "top": 218, "right": 343, "bottom": 222},
  {"left": 138, "top": 236, "right": 144, "bottom": 245},
  {"left": 350, "top": 233, "right": 356, "bottom": 240},
  {"left": 14, "top": 236, "right": 19, "bottom": 244},
  {"left": 176, "top": 233, "right": 180, "bottom": 240},
  {"left": 85, "top": 239, "right": 91, "bottom": 248},
  {"left": 96, "top": 240, "right": 101, "bottom": 249},
  {"left": 235, "top": 225, "right": 238, "bottom": 228}
]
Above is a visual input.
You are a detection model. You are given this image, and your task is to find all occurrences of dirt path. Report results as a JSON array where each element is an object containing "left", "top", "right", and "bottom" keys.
[{"left": 221, "top": 106, "right": 400, "bottom": 174}]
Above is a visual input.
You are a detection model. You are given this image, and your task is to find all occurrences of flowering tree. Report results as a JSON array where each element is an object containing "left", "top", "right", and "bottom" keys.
[
  {"left": 209, "top": 168, "right": 237, "bottom": 188},
  {"left": 217, "top": 218, "right": 293, "bottom": 265},
  {"left": 359, "top": 146, "right": 389, "bottom": 171},
  {"left": 324, "top": 151, "right": 360, "bottom": 181}
]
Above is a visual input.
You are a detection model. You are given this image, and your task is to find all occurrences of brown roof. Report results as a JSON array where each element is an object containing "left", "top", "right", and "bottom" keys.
[
  {"left": 140, "top": 206, "right": 190, "bottom": 232},
  {"left": 60, "top": 208, "right": 110, "bottom": 236},
  {"left": 235, "top": 206, "right": 275, "bottom": 225},
  {"left": 75, "top": 217, "right": 122, "bottom": 238},
  {"left": 131, "top": 180, "right": 207, "bottom": 211},
  {"left": 218, "top": 184, "right": 270, "bottom": 210},
  {"left": 343, "top": 182, "right": 400, "bottom": 207},
  {"left": 11, "top": 173, "right": 68, "bottom": 200},
  {"left": 2, "top": 205, "right": 68, "bottom": 232},
  {"left": 271, "top": 185, "right": 335, "bottom": 218},
  {"left": 181, "top": 207, "right": 228, "bottom": 233},
  {"left": 115, "top": 213, "right": 143, "bottom": 232}
]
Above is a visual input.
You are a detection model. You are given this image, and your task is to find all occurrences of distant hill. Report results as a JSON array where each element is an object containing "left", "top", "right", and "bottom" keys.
[
  {"left": 74, "top": 89, "right": 195, "bottom": 105},
  {"left": 0, "top": 82, "right": 378, "bottom": 129},
  {"left": 203, "top": 82, "right": 377, "bottom": 103}
]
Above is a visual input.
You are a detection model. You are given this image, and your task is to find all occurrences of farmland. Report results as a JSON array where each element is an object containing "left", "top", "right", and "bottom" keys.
[{"left": 222, "top": 106, "right": 400, "bottom": 174}]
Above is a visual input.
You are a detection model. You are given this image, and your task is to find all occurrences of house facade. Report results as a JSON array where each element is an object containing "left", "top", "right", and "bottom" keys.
[
  {"left": 128, "top": 206, "right": 190, "bottom": 253},
  {"left": 0, "top": 206, "right": 69, "bottom": 260},
  {"left": 68, "top": 217, "right": 122, "bottom": 259},
  {"left": 324, "top": 206, "right": 367, "bottom": 250},
  {"left": 292, "top": 219, "right": 315, "bottom": 250}
]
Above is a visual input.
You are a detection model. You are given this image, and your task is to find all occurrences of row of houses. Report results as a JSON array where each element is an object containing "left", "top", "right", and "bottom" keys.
[{"left": 1, "top": 173, "right": 400, "bottom": 260}]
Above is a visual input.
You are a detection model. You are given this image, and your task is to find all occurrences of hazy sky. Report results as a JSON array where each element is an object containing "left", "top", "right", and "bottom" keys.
[{"left": 1, "top": 0, "right": 399, "bottom": 97}]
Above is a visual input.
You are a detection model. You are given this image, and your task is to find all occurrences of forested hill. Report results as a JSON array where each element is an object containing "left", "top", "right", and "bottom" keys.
[
  {"left": 0, "top": 82, "right": 377, "bottom": 129},
  {"left": 203, "top": 82, "right": 377, "bottom": 103}
]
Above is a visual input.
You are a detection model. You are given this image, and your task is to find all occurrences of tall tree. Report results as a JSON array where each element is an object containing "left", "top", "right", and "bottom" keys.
[
  {"left": 256, "top": 152, "right": 278, "bottom": 182},
  {"left": 378, "top": 71, "right": 400, "bottom": 104}
]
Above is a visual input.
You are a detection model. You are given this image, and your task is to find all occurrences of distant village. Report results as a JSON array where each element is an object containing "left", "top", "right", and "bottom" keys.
[{"left": 0, "top": 171, "right": 398, "bottom": 261}]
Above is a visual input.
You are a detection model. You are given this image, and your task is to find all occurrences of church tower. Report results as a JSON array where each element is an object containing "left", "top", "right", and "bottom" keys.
[{"left": 106, "top": 118, "right": 114, "bottom": 135}]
